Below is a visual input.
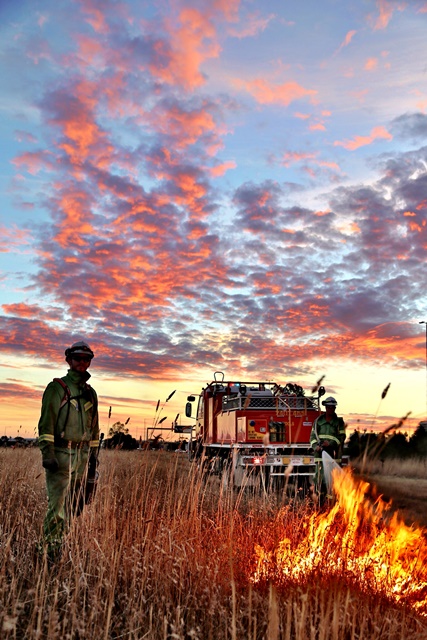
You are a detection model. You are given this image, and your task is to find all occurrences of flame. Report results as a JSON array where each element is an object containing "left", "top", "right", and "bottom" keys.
[{"left": 252, "top": 468, "right": 427, "bottom": 615}]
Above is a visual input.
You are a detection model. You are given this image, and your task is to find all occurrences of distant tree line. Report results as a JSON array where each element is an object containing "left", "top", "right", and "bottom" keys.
[
  {"left": 346, "top": 422, "right": 427, "bottom": 460},
  {"left": 0, "top": 436, "right": 36, "bottom": 448},
  {"left": 4, "top": 421, "right": 426, "bottom": 458},
  {"left": 104, "top": 421, "right": 187, "bottom": 451}
]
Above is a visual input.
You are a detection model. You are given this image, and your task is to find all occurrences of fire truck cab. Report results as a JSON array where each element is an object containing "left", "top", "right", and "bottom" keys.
[{"left": 185, "top": 371, "right": 326, "bottom": 488}]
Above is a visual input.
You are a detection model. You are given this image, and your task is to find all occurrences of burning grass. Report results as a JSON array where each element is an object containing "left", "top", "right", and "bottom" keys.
[
  {"left": 251, "top": 469, "right": 427, "bottom": 614},
  {"left": 1, "top": 448, "right": 427, "bottom": 639}
]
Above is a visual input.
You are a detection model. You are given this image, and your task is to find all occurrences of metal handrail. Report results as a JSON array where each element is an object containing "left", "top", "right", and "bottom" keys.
[{"left": 222, "top": 394, "right": 319, "bottom": 411}]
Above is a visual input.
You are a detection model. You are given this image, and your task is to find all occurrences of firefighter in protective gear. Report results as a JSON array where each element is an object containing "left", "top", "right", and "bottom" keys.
[
  {"left": 38, "top": 341, "right": 100, "bottom": 559},
  {"left": 310, "top": 396, "right": 345, "bottom": 503}
]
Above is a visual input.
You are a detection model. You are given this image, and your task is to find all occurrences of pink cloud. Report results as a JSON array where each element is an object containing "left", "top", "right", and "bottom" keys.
[
  {"left": 12, "top": 150, "right": 55, "bottom": 175},
  {"left": 369, "top": 0, "right": 404, "bottom": 30},
  {"left": 76, "top": 34, "right": 105, "bottom": 66},
  {"left": 210, "top": 161, "right": 236, "bottom": 177},
  {"left": 335, "top": 29, "right": 357, "bottom": 54},
  {"left": 342, "top": 29, "right": 357, "bottom": 47},
  {"left": 318, "top": 160, "right": 341, "bottom": 171},
  {"left": 237, "top": 78, "right": 317, "bottom": 106},
  {"left": 50, "top": 186, "right": 98, "bottom": 248},
  {"left": 212, "top": 0, "right": 241, "bottom": 22},
  {"left": 37, "top": 13, "right": 48, "bottom": 28},
  {"left": 309, "top": 122, "right": 326, "bottom": 131},
  {"left": 228, "top": 12, "right": 275, "bottom": 38},
  {"left": 365, "top": 57, "right": 378, "bottom": 71},
  {"left": 0, "top": 226, "right": 30, "bottom": 252},
  {"left": 2, "top": 303, "right": 63, "bottom": 321},
  {"left": 80, "top": 0, "right": 110, "bottom": 34},
  {"left": 281, "top": 151, "right": 341, "bottom": 174},
  {"left": 282, "top": 151, "right": 317, "bottom": 166},
  {"left": 0, "top": 382, "right": 42, "bottom": 403},
  {"left": 334, "top": 125, "right": 392, "bottom": 150},
  {"left": 168, "top": 173, "right": 210, "bottom": 218},
  {"left": 44, "top": 79, "right": 115, "bottom": 171},
  {"left": 154, "top": 8, "right": 220, "bottom": 91},
  {"left": 149, "top": 103, "right": 218, "bottom": 149},
  {"left": 293, "top": 109, "right": 330, "bottom": 135},
  {"left": 350, "top": 89, "right": 369, "bottom": 103}
]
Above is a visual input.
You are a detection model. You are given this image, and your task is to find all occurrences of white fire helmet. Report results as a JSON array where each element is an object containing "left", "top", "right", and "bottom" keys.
[
  {"left": 322, "top": 396, "right": 337, "bottom": 407},
  {"left": 65, "top": 340, "right": 94, "bottom": 359}
]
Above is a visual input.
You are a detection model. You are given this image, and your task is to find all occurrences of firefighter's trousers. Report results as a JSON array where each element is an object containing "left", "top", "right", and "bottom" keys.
[
  {"left": 312, "top": 461, "right": 332, "bottom": 509},
  {"left": 313, "top": 460, "right": 326, "bottom": 493},
  {"left": 43, "top": 450, "right": 89, "bottom": 552}
]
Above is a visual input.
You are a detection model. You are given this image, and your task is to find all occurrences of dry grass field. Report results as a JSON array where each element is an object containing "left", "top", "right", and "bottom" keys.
[
  {"left": 355, "top": 457, "right": 427, "bottom": 529},
  {"left": 1, "top": 448, "right": 427, "bottom": 640}
]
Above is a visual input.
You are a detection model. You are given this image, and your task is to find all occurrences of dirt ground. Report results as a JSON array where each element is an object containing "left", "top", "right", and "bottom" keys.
[{"left": 360, "top": 473, "right": 427, "bottom": 530}]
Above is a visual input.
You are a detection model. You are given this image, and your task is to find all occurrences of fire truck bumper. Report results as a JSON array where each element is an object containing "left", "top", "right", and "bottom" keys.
[{"left": 240, "top": 455, "right": 315, "bottom": 477}]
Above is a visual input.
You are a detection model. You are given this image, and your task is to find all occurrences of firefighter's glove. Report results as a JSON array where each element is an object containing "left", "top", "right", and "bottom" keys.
[{"left": 42, "top": 456, "right": 59, "bottom": 472}]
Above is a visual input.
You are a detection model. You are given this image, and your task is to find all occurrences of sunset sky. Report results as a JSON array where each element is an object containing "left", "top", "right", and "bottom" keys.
[{"left": 1, "top": 0, "right": 427, "bottom": 440}]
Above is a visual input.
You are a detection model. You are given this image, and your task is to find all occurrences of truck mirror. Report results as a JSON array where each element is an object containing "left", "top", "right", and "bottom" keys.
[
  {"left": 187, "top": 395, "right": 196, "bottom": 402},
  {"left": 185, "top": 402, "right": 193, "bottom": 418},
  {"left": 318, "top": 386, "right": 325, "bottom": 397}
]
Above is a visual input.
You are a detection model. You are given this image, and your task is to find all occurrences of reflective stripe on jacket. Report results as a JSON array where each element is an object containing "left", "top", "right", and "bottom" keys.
[{"left": 309, "top": 414, "right": 346, "bottom": 451}]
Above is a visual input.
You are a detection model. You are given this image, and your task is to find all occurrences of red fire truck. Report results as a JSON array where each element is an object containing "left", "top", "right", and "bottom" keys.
[{"left": 185, "top": 371, "right": 327, "bottom": 488}]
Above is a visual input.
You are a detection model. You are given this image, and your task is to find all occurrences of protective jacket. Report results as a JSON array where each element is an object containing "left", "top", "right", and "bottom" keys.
[
  {"left": 310, "top": 413, "right": 346, "bottom": 461},
  {"left": 38, "top": 369, "right": 99, "bottom": 459}
]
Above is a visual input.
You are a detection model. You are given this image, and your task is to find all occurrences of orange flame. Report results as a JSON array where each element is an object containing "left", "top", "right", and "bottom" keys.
[{"left": 252, "top": 469, "right": 427, "bottom": 614}]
